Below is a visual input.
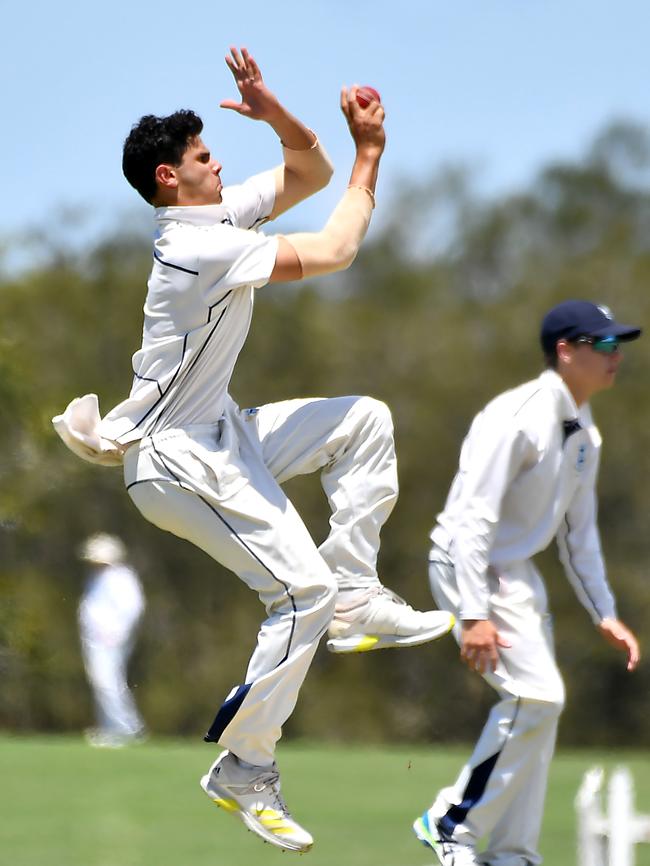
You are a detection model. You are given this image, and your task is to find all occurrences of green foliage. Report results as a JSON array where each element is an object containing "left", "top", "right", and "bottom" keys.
[{"left": 1, "top": 121, "right": 649, "bottom": 744}]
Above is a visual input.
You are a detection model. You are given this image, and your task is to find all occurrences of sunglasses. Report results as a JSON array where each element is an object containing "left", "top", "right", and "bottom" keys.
[{"left": 574, "top": 335, "right": 621, "bottom": 354}]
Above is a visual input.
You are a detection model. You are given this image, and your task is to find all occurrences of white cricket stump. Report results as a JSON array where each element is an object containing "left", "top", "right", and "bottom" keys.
[{"left": 576, "top": 766, "right": 650, "bottom": 866}]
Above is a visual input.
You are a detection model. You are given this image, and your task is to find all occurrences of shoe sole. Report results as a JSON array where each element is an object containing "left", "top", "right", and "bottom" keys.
[
  {"left": 327, "top": 613, "right": 455, "bottom": 654},
  {"left": 200, "top": 772, "right": 313, "bottom": 854},
  {"left": 412, "top": 817, "right": 445, "bottom": 865},
  {"left": 413, "top": 816, "right": 481, "bottom": 865}
]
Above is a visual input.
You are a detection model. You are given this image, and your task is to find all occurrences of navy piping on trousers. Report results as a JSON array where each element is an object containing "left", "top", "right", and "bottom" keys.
[
  {"left": 438, "top": 698, "right": 522, "bottom": 841},
  {"left": 149, "top": 440, "right": 298, "bottom": 658},
  {"left": 142, "top": 441, "right": 302, "bottom": 745},
  {"left": 139, "top": 441, "right": 300, "bottom": 669},
  {"left": 126, "top": 478, "right": 155, "bottom": 492},
  {"left": 204, "top": 684, "right": 252, "bottom": 743}
]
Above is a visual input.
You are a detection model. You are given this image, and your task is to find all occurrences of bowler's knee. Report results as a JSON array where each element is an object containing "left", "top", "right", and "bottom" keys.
[
  {"left": 319, "top": 573, "right": 338, "bottom": 619},
  {"left": 355, "top": 396, "right": 394, "bottom": 434},
  {"left": 296, "top": 569, "right": 337, "bottom": 625}
]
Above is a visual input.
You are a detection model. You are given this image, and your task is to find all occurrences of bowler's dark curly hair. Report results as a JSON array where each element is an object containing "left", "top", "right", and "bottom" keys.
[{"left": 122, "top": 110, "right": 204, "bottom": 203}]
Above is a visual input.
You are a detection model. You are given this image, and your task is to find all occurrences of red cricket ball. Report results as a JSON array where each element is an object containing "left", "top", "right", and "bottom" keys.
[{"left": 356, "top": 86, "right": 381, "bottom": 108}]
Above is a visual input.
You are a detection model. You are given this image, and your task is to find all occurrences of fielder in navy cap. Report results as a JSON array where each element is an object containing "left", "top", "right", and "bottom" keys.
[
  {"left": 541, "top": 299, "right": 641, "bottom": 357},
  {"left": 413, "top": 298, "right": 641, "bottom": 865}
]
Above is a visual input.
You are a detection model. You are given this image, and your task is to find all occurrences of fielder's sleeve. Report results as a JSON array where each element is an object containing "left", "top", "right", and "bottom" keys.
[
  {"left": 556, "top": 445, "right": 617, "bottom": 623},
  {"left": 453, "top": 413, "right": 532, "bottom": 620}
]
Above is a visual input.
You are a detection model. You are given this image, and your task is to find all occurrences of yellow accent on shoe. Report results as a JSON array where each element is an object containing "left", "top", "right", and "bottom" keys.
[
  {"left": 257, "top": 809, "right": 295, "bottom": 835},
  {"left": 263, "top": 824, "right": 295, "bottom": 835},
  {"left": 354, "top": 635, "right": 380, "bottom": 652},
  {"left": 213, "top": 797, "right": 239, "bottom": 813}
]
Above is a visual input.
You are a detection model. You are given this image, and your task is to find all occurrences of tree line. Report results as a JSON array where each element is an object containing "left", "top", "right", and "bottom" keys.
[{"left": 1, "top": 121, "right": 649, "bottom": 746}]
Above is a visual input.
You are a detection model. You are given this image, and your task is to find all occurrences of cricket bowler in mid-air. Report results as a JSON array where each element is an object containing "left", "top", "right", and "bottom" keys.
[{"left": 53, "top": 47, "right": 453, "bottom": 853}]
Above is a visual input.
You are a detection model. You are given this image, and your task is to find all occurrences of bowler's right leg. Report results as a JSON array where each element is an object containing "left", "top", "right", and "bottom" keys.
[{"left": 124, "top": 428, "right": 336, "bottom": 851}]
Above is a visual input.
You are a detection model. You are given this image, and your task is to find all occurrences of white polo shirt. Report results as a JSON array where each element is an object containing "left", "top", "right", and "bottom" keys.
[
  {"left": 431, "top": 369, "right": 617, "bottom": 624},
  {"left": 98, "top": 171, "right": 278, "bottom": 445}
]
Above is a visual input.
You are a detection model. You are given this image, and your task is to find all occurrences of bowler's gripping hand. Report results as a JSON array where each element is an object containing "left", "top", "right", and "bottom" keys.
[
  {"left": 220, "top": 46, "right": 282, "bottom": 121},
  {"left": 340, "top": 85, "right": 386, "bottom": 160},
  {"left": 461, "top": 620, "right": 512, "bottom": 675},
  {"left": 598, "top": 618, "right": 640, "bottom": 671}
]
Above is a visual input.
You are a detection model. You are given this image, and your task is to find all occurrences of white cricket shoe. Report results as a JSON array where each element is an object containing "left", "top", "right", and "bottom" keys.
[
  {"left": 326, "top": 586, "right": 455, "bottom": 653},
  {"left": 413, "top": 814, "right": 479, "bottom": 866},
  {"left": 200, "top": 750, "right": 313, "bottom": 853}
]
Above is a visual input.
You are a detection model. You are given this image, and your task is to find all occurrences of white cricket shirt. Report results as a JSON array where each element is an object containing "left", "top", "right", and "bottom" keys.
[
  {"left": 79, "top": 563, "right": 145, "bottom": 642},
  {"left": 98, "top": 171, "right": 278, "bottom": 445},
  {"left": 431, "top": 369, "right": 617, "bottom": 624}
]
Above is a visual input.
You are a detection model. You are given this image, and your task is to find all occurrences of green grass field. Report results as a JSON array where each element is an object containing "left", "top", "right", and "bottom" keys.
[{"left": 2, "top": 734, "right": 649, "bottom": 865}]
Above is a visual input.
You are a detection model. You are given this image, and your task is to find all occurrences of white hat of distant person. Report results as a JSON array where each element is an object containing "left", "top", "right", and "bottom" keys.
[{"left": 79, "top": 533, "right": 126, "bottom": 565}]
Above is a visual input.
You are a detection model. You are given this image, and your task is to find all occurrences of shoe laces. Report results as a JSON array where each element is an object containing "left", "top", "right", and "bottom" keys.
[
  {"left": 374, "top": 586, "right": 407, "bottom": 606},
  {"left": 440, "top": 840, "right": 477, "bottom": 865},
  {"left": 249, "top": 767, "right": 290, "bottom": 817},
  {"left": 340, "top": 586, "right": 408, "bottom": 609}
]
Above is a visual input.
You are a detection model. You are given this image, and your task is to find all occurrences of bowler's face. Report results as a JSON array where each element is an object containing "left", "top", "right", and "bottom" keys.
[{"left": 174, "top": 137, "right": 223, "bottom": 206}]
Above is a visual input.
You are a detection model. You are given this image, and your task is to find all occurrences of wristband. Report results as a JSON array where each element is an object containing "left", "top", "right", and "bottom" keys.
[{"left": 347, "top": 184, "right": 376, "bottom": 209}]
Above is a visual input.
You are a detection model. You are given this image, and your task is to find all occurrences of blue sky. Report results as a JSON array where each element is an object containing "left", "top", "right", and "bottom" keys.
[{"left": 5, "top": 0, "right": 650, "bottom": 255}]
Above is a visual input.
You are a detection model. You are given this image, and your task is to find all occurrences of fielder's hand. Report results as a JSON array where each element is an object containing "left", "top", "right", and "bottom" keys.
[
  {"left": 598, "top": 618, "right": 640, "bottom": 671},
  {"left": 461, "top": 619, "right": 511, "bottom": 674}
]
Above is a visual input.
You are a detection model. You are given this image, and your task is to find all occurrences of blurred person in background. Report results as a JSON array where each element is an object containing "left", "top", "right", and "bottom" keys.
[
  {"left": 413, "top": 300, "right": 641, "bottom": 866},
  {"left": 78, "top": 533, "right": 146, "bottom": 748}
]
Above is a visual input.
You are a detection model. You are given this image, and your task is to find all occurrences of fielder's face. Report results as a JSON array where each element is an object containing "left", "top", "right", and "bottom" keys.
[
  {"left": 171, "top": 136, "right": 223, "bottom": 206},
  {"left": 558, "top": 337, "right": 623, "bottom": 403}
]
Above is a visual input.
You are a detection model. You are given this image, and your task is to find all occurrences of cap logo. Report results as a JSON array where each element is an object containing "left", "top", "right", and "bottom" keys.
[{"left": 597, "top": 304, "right": 613, "bottom": 320}]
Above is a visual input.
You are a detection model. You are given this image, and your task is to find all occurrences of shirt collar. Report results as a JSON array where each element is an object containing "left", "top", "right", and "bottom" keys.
[
  {"left": 539, "top": 368, "right": 582, "bottom": 421},
  {"left": 154, "top": 204, "right": 231, "bottom": 227},
  {"left": 538, "top": 369, "right": 599, "bottom": 445}
]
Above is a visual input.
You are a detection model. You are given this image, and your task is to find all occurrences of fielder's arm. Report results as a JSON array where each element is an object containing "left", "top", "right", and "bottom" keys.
[
  {"left": 559, "top": 466, "right": 640, "bottom": 671},
  {"left": 452, "top": 416, "right": 534, "bottom": 673},
  {"left": 556, "top": 452, "right": 619, "bottom": 624}
]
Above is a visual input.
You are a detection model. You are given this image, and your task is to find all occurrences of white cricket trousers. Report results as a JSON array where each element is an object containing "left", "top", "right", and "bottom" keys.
[
  {"left": 124, "top": 395, "right": 398, "bottom": 765},
  {"left": 427, "top": 546, "right": 566, "bottom": 866},
  {"left": 80, "top": 631, "right": 145, "bottom": 738}
]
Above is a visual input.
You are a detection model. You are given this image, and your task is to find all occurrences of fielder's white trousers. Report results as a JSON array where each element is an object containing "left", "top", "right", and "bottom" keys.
[
  {"left": 124, "top": 395, "right": 398, "bottom": 765},
  {"left": 80, "top": 631, "right": 145, "bottom": 739},
  {"left": 427, "top": 546, "right": 566, "bottom": 866}
]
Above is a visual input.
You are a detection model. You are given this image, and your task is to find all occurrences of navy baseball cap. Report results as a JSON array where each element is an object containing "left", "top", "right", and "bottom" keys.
[{"left": 540, "top": 300, "right": 642, "bottom": 354}]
